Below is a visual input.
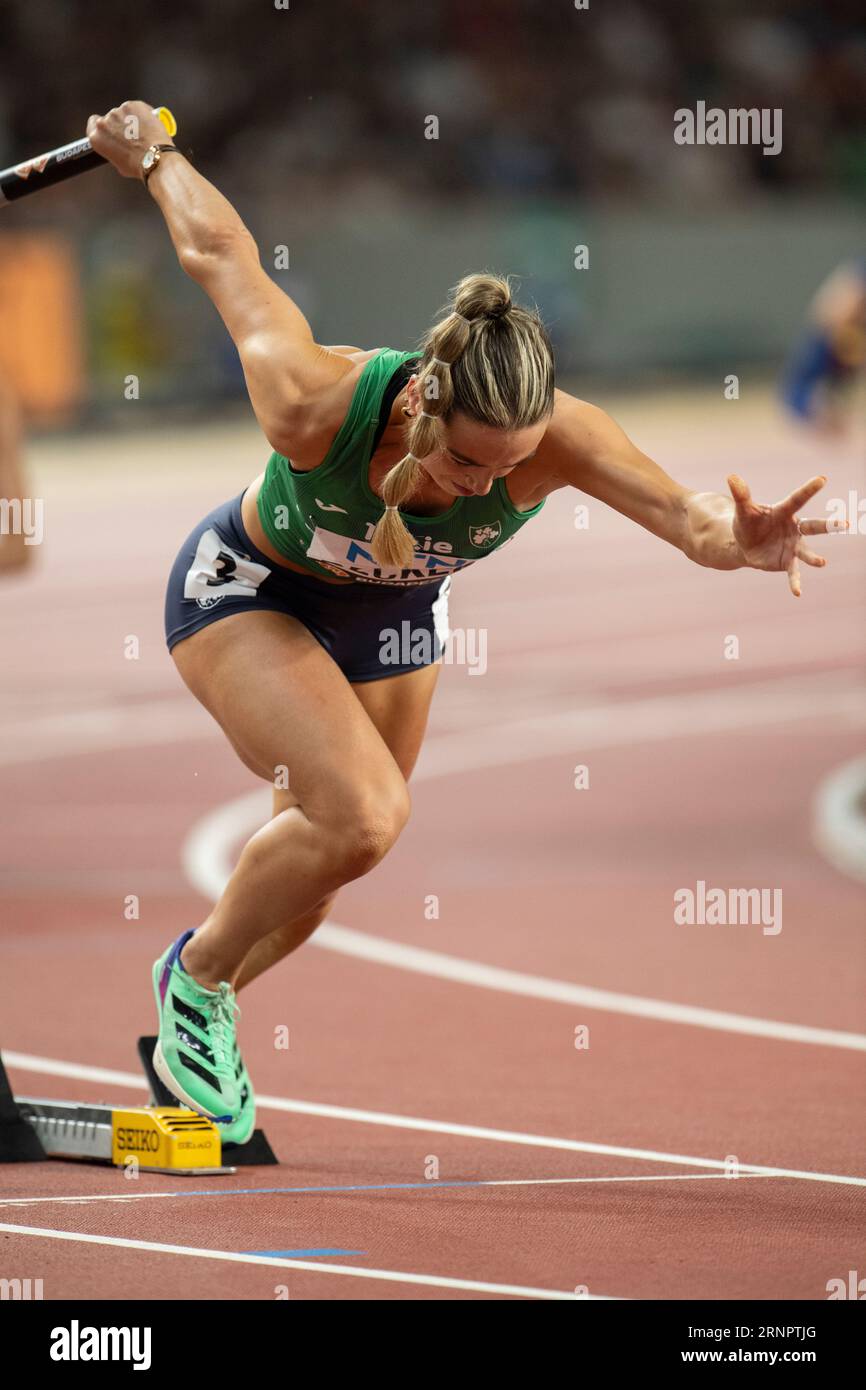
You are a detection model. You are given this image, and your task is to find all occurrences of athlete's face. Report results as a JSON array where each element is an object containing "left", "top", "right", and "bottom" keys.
[{"left": 405, "top": 392, "right": 549, "bottom": 498}]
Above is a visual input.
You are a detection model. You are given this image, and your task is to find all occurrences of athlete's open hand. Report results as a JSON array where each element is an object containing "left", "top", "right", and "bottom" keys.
[
  {"left": 86, "top": 101, "right": 172, "bottom": 180},
  {"left": 727, "top": 473, "right": 842, "bottom": 598}
]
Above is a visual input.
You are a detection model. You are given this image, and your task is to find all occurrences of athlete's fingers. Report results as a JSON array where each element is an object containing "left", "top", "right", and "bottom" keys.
[
  {"left": 787, "top": 554, "right": 802, "bottom": 597},
  {"left": 726, "top": 474, "right": 755, "bottom": 510},
  {"left": 776, "top": 475, "right": 827, "bottom": 516},
  {"left": 796, "top": 541, "right": 826, "bottom": 568},
  {"left": 798, "top": 515, "right": 848, "bottom": 535}
]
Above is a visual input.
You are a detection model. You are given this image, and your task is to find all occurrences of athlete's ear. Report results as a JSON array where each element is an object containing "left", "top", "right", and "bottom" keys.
[{"left": 404, "top": 374, "right": 421, "bottom": 416}]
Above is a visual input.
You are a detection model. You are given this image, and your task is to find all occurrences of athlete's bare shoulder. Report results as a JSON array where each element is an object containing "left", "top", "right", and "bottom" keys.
[
  {"left": 541, "top": 388, "right": 613, "bottom": 451},
  {"left": 504, "top": 389, "right": 609, "bottom": 506},
  {"left": 532, "top": 388, "right": 621, "bottom": 492},
  {"left": 286, "top": 346, "right": 382, "bottom": 471}
]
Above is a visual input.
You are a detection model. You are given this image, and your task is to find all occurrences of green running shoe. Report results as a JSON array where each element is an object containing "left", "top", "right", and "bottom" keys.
[
  {"left": 218, "top": 1037, "right": 256, "bottom": 1146},
  {"left": 151, "top": 929, "right": 240, "bottom": 1122}
]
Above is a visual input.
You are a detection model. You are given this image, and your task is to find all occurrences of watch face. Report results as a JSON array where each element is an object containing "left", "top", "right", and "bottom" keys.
[{"left": 143, "top": 149, "right": 156, "bottom": 171}]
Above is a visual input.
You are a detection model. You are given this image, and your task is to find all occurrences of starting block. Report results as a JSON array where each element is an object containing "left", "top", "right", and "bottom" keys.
[
  {"left": 14, "top": 1097, "right": 234, "bottom": 1176},
  {"left": 3, "top": 1038, "right": 278, "bottom": 1174},
  {"left": 137, "top": 1036, "right": 278, "bottom": 1167}
]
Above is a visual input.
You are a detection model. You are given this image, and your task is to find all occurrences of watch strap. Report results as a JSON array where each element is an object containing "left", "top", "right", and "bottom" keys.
[{"left": 142, "top": 144, "right": 180, "bottom": 186}]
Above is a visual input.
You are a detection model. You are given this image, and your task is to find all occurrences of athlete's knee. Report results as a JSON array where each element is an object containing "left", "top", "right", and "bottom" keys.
[{"left": 326, "top": 780, "right": 411, "bottom": 879}]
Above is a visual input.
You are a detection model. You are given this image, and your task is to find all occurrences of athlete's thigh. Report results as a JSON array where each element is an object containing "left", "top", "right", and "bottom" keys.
[
  {"left": 171, "top": 609, "right": 405, "bottom": 819},
  {"left": 269, "top": 659, "right": 441, "bottom": 814},
  {"left": 350, "top": 661, "right": 440, "bottom": 781},
  {"left": 269, "top": 659, "right": 441, "bottom": 824}
]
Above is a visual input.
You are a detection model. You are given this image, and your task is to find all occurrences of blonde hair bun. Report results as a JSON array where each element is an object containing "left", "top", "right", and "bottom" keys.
[{"left": 370, "top": 272, "right": 554, "bottom": 568}]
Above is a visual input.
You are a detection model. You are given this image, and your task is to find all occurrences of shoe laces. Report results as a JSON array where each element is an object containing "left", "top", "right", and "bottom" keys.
[{"left": 203, "top": 982, "right": 240, "bottom": 1068}]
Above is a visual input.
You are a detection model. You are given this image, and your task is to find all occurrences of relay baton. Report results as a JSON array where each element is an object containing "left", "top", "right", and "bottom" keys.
[{"left": 0, "top": 107, "right": 178, "bottom": 208}]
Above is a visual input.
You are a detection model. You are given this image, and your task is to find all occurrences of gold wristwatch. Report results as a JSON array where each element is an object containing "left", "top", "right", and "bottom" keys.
[{"left": 141, "top": 144, "right": 179, "bottom": 186}]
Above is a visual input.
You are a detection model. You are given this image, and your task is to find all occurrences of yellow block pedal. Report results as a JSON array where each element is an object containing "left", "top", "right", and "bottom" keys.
[
  {"left": 16, "top": 1098, "right": 235, "bottom": 1175},
  {"left": 111, "top": 1106, "right": 227, "bottom": 1173}
]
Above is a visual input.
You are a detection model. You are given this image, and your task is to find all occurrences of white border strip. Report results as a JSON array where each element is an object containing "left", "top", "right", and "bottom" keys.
[
  {"left": 0, "top": 1173, "right": 775, "bottom": 1210},
  {"left": 6, "top": 1052, "right": 865, "bottom": 1187},
  {"left": 308, "top": 923, "right": 866, "bottom": 1051},
  {"left": 0, "top": 1224, "right": 608, "bottom": 1300},
  {"left": 182, "top": 790, "right": 866, "bottom": 1052}
]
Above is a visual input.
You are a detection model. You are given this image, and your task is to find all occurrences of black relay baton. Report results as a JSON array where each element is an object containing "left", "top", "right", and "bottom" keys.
[{"left": 0, "top": 106, "right": 177, "bottom": 207}]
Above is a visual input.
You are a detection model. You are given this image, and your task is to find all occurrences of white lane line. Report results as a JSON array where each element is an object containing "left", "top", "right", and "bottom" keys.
[
  {"left": 302, "top": 924, "right": 866, "bottom": 1052},
  {"left": 4, "top": 1052, "right": 147, "bottom": 1088},
  {"left": 183, "top": 789, "right": 866, "bottom": 1053},
  {"left": 0, "top": 1225, "right": 608, "bottom": 1300},
  {"left": 6, "top": 1052, "right": 866, "bottom": 1187},
  {"left": 0, "top": 1172, "right": 775, "bottom": 1209},
  {"left": 813, "top": 753, "right": 866, "bottom": 887}
]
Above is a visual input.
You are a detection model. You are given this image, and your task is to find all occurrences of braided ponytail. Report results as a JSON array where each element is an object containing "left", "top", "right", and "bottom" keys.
[{"left": 370, "top": 272, "right": 554, "bottom": 568}]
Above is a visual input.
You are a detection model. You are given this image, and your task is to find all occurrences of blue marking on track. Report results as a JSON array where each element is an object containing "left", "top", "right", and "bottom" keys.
[
  {"left": 242, "top": 1248, "right": 365, "bottom": 1258},
  {"left": 171, "top": 1179, "right": 485, "bottom": 1199}
]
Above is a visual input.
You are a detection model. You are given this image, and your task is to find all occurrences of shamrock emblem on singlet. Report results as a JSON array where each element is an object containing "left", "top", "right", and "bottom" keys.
[{"left": 468, "top": 521, "right": 502, "bottom": 548}]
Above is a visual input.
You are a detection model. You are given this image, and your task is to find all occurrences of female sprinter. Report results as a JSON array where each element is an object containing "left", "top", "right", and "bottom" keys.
[{"left": 88, "top": 103, "right": 838, "bottom": 1144}]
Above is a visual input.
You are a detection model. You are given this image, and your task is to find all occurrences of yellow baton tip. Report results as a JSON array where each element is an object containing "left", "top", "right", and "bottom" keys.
[{"left": 155, "top": 107, "right": 178, "bottom": 138}]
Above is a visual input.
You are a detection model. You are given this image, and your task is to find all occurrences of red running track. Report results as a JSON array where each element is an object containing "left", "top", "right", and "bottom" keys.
[{"left": 1, "top": 389, "right": 864, "bottom": 1300}]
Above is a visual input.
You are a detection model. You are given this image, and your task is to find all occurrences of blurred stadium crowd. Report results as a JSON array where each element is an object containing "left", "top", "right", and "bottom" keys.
[
  {"left": 0, "top": 0, "right": 863, "bottom": 420},
  {"left": 2, "top": 0, "right": 864, "bottom": 209}
]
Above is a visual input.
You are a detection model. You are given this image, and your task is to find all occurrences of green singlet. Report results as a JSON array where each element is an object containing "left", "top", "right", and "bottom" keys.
[{"left": 256, "top": 347, "right": 545, "bottom": 586}]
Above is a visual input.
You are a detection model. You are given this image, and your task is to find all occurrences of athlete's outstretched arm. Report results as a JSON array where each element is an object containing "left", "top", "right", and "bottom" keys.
[
  {"left": 540, "top": 390, "right": 839, "bottom": 597},
  {"left": 87, "top": 102, "right": 352, "bottom": 455}
]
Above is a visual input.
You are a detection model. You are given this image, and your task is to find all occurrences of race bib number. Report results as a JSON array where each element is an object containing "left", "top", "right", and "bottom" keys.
[
  {"left": 184, "top": 528, "right": 271, "bottom": 608},
  {"left": 306, "top": 525, "right": 473, "bottom": 586}
]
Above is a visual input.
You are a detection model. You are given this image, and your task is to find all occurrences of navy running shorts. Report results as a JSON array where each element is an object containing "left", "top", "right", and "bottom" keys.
[{"left": 164, "top": 492, "right": 451, "bottom": 683}]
